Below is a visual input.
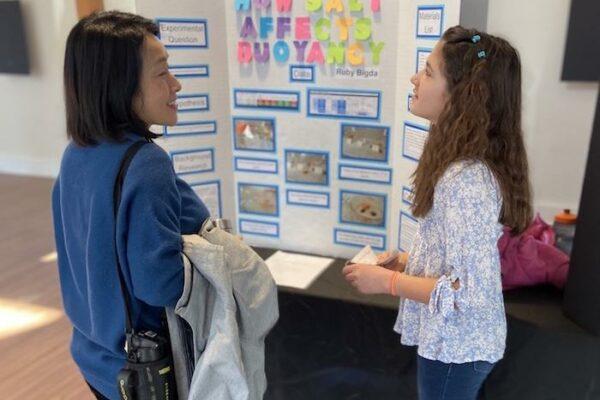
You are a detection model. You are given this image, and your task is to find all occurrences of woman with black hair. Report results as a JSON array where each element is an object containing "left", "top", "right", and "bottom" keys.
[{"left": 52, "top": 11, "right": 209, "bottom": 399}]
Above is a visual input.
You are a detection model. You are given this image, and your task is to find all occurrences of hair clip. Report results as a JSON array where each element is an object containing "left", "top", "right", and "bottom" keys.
[
  {"left": 477, "top": 50, "right": 487, "bottom": 59},
  {"left": 471, "top": 34, "right": 481, "bottom": 43}
]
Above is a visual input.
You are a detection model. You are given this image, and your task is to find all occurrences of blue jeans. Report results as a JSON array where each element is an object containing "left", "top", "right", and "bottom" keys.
[{"left": 417, "top": 355, "right": 495, "bottom": 400}]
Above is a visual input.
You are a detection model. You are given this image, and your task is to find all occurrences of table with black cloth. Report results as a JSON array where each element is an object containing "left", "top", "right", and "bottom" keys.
[{"left": 254, "top": 248, "right": 600, "bottom": 400}]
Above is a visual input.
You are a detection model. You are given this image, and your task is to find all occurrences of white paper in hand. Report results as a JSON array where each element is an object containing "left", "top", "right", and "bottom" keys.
[
  {"left": 265, "top": 251, "right": 334, "bottom": 289},
  {"left": 350, "top": 245, "right": 379, "bottom": 265}
]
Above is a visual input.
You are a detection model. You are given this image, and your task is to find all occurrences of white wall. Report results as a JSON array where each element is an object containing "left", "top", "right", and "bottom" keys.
[
  {"left": 0, "top": 0, "right": 76, "bottom": 177},
  {"left": 104, "top": 0, "right": 135, "bottom": 13},
  {"left": 487, "top": 0, "right": 599, "bottom": 221},
  {"left": 0, "top": 0, "right": 597, "bottom": 223}
]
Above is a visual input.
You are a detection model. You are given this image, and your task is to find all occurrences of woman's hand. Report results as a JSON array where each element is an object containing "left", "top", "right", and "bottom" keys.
[
  {"left": 342, "top": 263, "right": 393, "bottom": 295},
  {"left": 376, "top": 251, "right": 408, "bottom": 272}
]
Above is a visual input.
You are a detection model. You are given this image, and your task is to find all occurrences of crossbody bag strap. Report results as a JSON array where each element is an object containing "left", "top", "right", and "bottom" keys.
[{"left": 113, "top": 139, "right": 150, "bottom": 356}]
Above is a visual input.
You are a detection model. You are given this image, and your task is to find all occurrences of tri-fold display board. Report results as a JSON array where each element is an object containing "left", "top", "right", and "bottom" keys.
[{"left": 136, "top": 0, "right": 461, "bottom": 258}]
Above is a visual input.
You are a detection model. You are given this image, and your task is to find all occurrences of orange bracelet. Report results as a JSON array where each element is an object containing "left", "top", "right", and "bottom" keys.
[
  {"left": 393, "top": 271, "right": 401, "bottom": 296},
  {"left": 395, "top": 272, "right": 401, "bottom": 296},
  {"left": 389, "top": 271, "right": 400, "bottom": 296}
]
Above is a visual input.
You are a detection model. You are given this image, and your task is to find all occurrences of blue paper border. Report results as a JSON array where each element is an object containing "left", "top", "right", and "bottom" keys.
[
  {"left": 237, "top": 182, "right": 280, "bottom": 217},
  {"left": 286, "top": 189, "right": 331, "bottom": 209},
  {"left": 338, "top": 164, "right": 393, "bottom": 185},
  {"left": 177, "top": 93, "right": 209, "bottom": 113},
  {"left": 289, "top": 64, "right": 315, "bottom": 83},
  {"left": 232, "top": 116, "right": 276, "bottom": 153},
  {"left": 416, "top": 5, "right": 445, "bottom": 39},
  {"left": 169, "top": 64, "right": 209, "bottom": 78},
  {"left": 239, "top": 218, "right": 280, "bottom": 238},
  {"left": 402, "top": 186, "right": 414, "bottom": 206},
  {"left": 306, "top": 88, "right": 381, "bottom": 120},
  {"left": 233, "top": 88, "right": 301, "bottom": 112},
  {"left": 189, "top": 180, "right": 222, "bottom": 218},
  {"left": 284, "top": 149, "right": 330, "bottom": 186},
  {"left": 402, "top": 122, "right": 429, "bottom": 162},
  {"left": 164, "top": 120, "right": 217, "bottom": 136},
  {"left": 170, "top": 147, "right": 215, "bottom": 175},
  {"left": 340, "top": 123, "right": 390, "bottom": 164},
  {"left": 156, "top": 18, "right": 208, "bottom": 49},
  {"left": 340, "top": 123, "right": 391, "bottom": 164},
  {"left": 416, "top": 47, "right": 433, "bottom": 73},
  {"left": 397, "top": 211, "right": 419, "bottom": 252},
  {"left": 333, "top": 228, "right": 386, "bottom": 251},
  {"left": 234, "top": 157, "right": 279, "bottom": 174},
  {"left": 339, "top": 189, "right": 387, "bottom": 229}
]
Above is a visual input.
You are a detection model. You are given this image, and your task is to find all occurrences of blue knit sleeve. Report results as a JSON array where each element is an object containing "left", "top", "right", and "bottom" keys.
[
  {"left": 177, "top": 176, "right": 210, "bottom": 234},
  {"left": 119, "top": 144, "right": 187, "bottom": 307}
]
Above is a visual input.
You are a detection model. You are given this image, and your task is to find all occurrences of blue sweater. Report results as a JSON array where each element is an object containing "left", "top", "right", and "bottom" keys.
[{"left": 52, "top": 134, "right": 209, "bottom": 399}]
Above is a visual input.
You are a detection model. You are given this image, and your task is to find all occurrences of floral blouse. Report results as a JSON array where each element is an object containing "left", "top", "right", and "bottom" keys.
[{"left": 394, "top": 161, "right": 506, "bottom": 363}]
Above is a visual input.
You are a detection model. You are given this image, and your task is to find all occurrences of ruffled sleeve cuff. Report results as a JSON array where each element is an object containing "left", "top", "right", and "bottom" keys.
[{"left": 428, "top": 274, "right": 461, "bottom": 317}]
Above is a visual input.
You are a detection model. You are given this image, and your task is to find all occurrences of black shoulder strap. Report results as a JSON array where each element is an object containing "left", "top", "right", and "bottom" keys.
[{"left": 113, "top": 140, "right": 149, "bottom": 343}]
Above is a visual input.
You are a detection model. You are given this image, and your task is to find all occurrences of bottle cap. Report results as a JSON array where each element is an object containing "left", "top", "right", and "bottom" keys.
[{"left": 554, "top": 209, "right": 577, "bottom": 224}]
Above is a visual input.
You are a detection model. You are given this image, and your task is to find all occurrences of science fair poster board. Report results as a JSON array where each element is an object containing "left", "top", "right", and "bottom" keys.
[
  {"left": 136, "top": 0, "right": 236, "bottom": 226},
  {"left": 387, "top": 1, "right": 460, "bottom": 254},
  {"left": 135, "top": 0, "right": 461, "bottom": 259}
]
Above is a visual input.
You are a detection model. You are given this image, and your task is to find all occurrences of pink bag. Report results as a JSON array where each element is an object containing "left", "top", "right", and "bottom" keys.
[{"left": 498, "top": 214, "right": 570, "bottom": 290}]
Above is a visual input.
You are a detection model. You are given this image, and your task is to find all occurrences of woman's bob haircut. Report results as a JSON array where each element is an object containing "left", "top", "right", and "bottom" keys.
[{"left": 64, "top": 11, "right": 161, "bottom": 146}]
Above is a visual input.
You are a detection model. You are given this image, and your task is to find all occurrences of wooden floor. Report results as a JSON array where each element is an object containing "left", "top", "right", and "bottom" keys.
[{"left": 0, "top": 174, "right": 92, "bottom": 399}]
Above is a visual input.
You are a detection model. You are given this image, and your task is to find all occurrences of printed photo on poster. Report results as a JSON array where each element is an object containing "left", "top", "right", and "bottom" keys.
[
  {"left": 340, "top": 190, "right": 386, "bottom": 228},
  {"left": 238, "top": 183, "right": 279, "bottom": 216},
  {"left": 233, "top": 117, "right": 276, "bottom": 152},
  {"left": 307, "top": 89, "right": 381, "bottom": 120},
  {"left": 285, "top": 150, "right": 329, "bottom": 186},
  {"left": 341, "top": 124, "right": 389, "bottom": 162},
  {"left": 234, "top": 89, "right": 300, "bottom": 111}
]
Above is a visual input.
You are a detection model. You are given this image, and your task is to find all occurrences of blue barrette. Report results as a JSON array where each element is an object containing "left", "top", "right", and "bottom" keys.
[
  {"left": 471, "top": 34, "right": 481, "bottom": 43},
  {"left": 477, "top": 50, "right": 487, "bottom": 59}
]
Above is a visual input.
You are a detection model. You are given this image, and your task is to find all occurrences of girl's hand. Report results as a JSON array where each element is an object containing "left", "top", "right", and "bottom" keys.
[
  {"left": 376, "top": 251, "right": 408, "bottom": 272},
  {"left": 342, "top": 263, "right": 393, "bottom": 295}
]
